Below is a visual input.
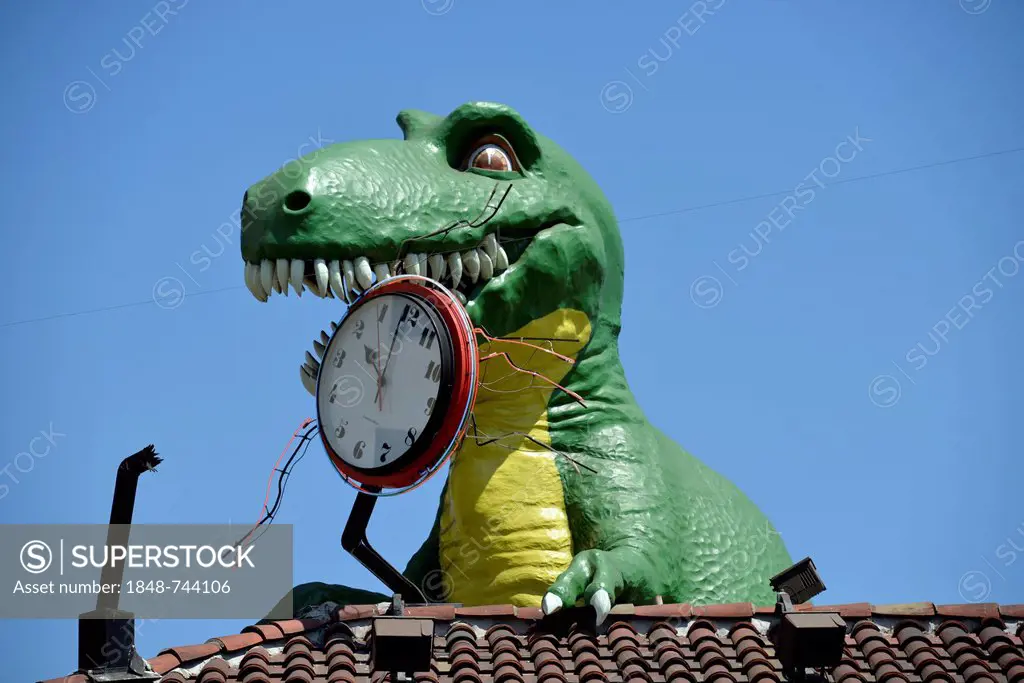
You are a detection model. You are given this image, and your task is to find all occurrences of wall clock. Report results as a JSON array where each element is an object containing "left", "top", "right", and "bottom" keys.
[{"left": 316, "top": 275, "right": 478, "bottom": 491}]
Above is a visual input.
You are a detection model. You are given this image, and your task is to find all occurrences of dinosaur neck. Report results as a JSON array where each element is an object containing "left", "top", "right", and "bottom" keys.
[{"left": 471, "top": 308, "right": 636, "bottom": 441}]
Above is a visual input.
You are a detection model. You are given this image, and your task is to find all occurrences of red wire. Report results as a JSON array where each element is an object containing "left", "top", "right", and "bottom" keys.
[
  {"left": 478, "top": 351, "right": 587, "bottom": 406},
  {"left": 473, "top": 326, "right": 576, "bottom": 364}
]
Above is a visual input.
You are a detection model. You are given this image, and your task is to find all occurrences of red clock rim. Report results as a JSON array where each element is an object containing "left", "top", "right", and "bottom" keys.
[{"left": 321, "top": 278, "right": 477, "bottom": 489}]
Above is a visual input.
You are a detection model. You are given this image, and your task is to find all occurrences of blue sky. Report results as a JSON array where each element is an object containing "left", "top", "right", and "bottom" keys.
[{"left": 1, "top": 1, "right": 1022, "bottom": 680}]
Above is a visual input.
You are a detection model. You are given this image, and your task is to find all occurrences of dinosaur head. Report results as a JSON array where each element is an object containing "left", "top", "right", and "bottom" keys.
[{"left": 240, "top": 102, "right": 624, "bottom": 394}]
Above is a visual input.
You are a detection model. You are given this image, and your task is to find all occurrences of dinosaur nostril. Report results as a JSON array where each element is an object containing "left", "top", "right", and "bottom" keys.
[{"left": 283, "top": 189, "right": 312, "bottom": 213}]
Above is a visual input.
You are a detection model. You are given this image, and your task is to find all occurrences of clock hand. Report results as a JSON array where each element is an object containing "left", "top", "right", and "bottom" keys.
[
  {"left": 375, "top": 303, "right": 383, "bottom": 411},
  {"left": 375, "top": 307, "right": 409, "bottom": 403}
]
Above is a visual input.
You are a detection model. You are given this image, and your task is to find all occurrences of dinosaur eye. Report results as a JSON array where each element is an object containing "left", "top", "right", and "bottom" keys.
[{"left": 462, "top": 135, "right": 520, "bottom": 173}]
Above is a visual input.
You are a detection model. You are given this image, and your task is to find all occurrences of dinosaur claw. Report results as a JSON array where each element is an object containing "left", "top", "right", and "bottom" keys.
[
  {"left": 590, "top": 589, "right": 611, "bottom": 625},
  {"left": 541, "top": 592, "right": 562, "bottom": 615}
]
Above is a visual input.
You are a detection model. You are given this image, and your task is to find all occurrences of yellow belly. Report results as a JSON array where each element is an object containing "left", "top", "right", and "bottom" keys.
[{"left": 439, "top": 309, "right": 592, "bottom": 607}]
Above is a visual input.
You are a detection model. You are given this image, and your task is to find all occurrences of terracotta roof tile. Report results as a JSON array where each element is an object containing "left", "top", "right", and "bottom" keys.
[
  {"left": 663, "top": 661, "right": 697, "bottom": 682},
  {"left": 937, "top": 603, "right": 1002, "bottom": 619},
  {"left": 206, "top": 631, "right": 263, "bottom": 653},
  {"left": 692, "top": 602, "right": 754, "bottom": 618},
  {"left": 455, "top": 604, "right": 517, "bottom": 617},
  {"left": 634, "top": 603, "right": 692, "bottom": 619},
  {"left": 40, "top": 601, "right": 1024, "bottom": 682},
  {"left": 407, "top": 604, "right": 458, "bottom": 619},
  {"left": 808, "top": 602, "right": 874, "bottom": 617},
  {"left": 872, "top": 602, "right": 937, "bottom": 616},
  {"left": 241, "top": 622, "right": 286, "bottom": 640},
  {"left": 157, "top": 641, "right": 223, "bottom": 663},
  {"left": 193, "top": 657, "right": 231, "bottom": 683},
  {"left": 834, "top": 660, "right": 869, "bottom": 683},
  {"left": 337, "top": 604, "right": 378, "bottom": 621},
  {"left": 147, "top": 652, "right": 182, "bottom": 674},
  {"left": 686, "top": 618, "right": 720, "bottom": 644}
]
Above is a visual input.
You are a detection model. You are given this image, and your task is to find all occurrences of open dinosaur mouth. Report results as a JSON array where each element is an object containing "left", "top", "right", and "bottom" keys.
[
  {"left": 242, "top": 226, "right": 547, "bottom": 396},
  {"left": 241, "top": 231, "right": 537, "bottom": 305}
]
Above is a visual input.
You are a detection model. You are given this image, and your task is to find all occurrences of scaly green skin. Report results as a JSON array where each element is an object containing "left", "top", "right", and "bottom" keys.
[{"left": 242, "top": 102, "right": 792, "bottom": 615}]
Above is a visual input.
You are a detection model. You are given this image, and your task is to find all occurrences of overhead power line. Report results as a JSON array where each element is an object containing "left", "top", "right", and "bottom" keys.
[
  {"left": 617, "top": 145, "right": 1024, "bottom": 224},
  {"left": 2, "top": 145, "right": 1022, "bottom": 331}
]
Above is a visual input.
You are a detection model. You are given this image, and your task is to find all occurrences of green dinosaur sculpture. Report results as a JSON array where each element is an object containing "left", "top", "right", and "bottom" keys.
[{"left": 240, "top": 102, "right": 792, "bottom": 623}]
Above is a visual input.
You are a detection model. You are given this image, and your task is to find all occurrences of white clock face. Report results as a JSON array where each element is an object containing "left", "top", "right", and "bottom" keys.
[{"left": 317, "top": 293, "right": 446, "bottom": 471}]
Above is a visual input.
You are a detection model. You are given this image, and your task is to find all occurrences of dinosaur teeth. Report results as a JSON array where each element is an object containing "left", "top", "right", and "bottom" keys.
[
  {"left": 260, "top": 260, "right": 274, "bottom": 295},
  {"left": 341, "top": 260, "right": 357, "bottom": 295},
  {"left": 244, "top": 234, "right": 520, "bottom": 305},
  {"left": 312, "top": 259, "right": 329, "bottom": 297},
  {"left": 462, "top": 249, "right": 480, "bottom": 283},
  {"left": 276, "top": 259, "right": 290, "bottom": 296},
  {"left": 245, "top": 262, "right": 267, "bottom": 301},
  {"left": 428, "top": 254, "right": 446, "bottom": 280},
  {"left": 404, "top": 253, "right": 421, "bottom": 276},
  {"left": 290, "top": 259, "right": 305, "bottom": 296},
  {"left": 354, "top": 257, "right": 373, "bottom": 290},
  {"left": 494, "top": 246, "right": 509, "bottom": 271},
  {"left": 477, "top": 248, "right": 493, "bottom": 280},
  {"left": 243, "top": 263, "right": 256, "bottom": 295},
  {"left": 327, "top": 260, "right": 345, "bottom": 300},
  {"left": 447, "top": 252, "right": 463, "bottom": 287},
  {"left": 482, "top": 234, "right": 498, "bottom": 260}
]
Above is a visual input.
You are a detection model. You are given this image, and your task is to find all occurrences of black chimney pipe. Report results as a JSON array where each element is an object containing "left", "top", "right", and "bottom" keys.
[{"left": 77, "top": 445, "right": 162, "bottom": 676}]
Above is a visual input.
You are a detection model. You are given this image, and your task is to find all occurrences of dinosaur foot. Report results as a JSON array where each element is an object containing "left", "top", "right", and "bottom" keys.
[{"left": 542, "top": 549, "right": 624, "bottom": 626}]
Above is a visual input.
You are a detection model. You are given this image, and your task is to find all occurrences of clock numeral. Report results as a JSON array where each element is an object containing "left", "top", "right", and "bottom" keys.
[
  {"left": 424, "top": 397, "right": 435, "bottom": 415},
  {"left": 404, "top": 427, "right": 418, "bottom": 447},
  {"left": 332, "top": 348, "right": 346, "bottom": 368},
  {"left": 353, "top": 319, "right": 365, "bottom": 339},
  {"left": 333, "top": 420, "right": 348, "bottom": 440},
  {"left": 419, "top": 328, "right": 436, "bottom": 349},
  {"left": 408, "top": 307, "right": 421, "bottom": 328},
  {"left": 377, "top": 303, "right": 389, "bottom": 323},
  {"left": 424, "top": 360, "right": 441, "bottom": 383},
  {"left": 395, "top": 305, "right": 417, "bottom": 344},
  {"left": 353, "top": 440, "right": 366, "bottom": 460},
  {"left": 380, "top": 442, "right": 391, "bottom": 463}
]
